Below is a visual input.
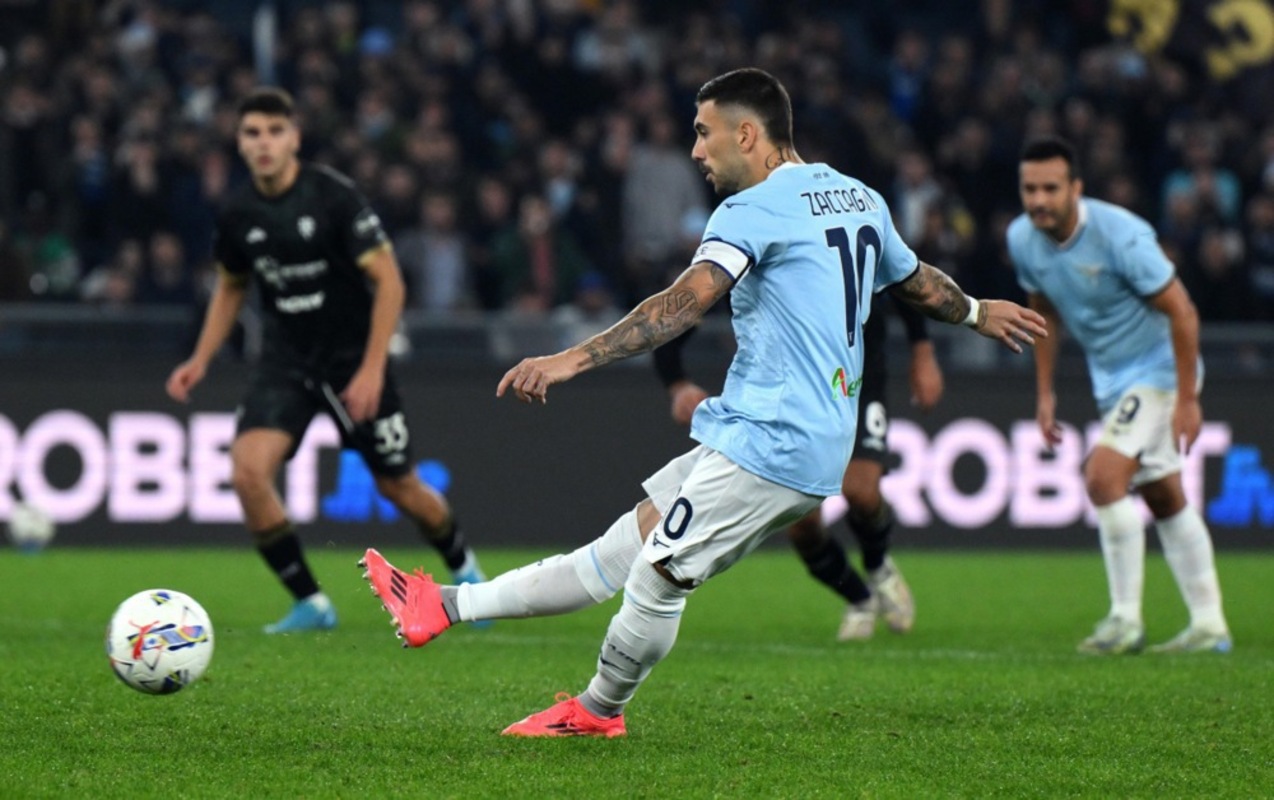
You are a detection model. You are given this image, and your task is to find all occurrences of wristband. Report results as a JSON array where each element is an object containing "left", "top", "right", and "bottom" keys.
[{"left": 962, "top": 297, "right": 981, "bottom": 328}]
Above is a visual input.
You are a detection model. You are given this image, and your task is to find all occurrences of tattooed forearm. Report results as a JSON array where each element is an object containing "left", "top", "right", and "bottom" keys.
[
  {"left": 892, "top": 262, "right": 971, "bottom": 324},
  {"left": 581, "top": 288, "right": 705, "bottom": 368},
  {"left": 576, "top": 262, "right": 731, "bottom": 369}
]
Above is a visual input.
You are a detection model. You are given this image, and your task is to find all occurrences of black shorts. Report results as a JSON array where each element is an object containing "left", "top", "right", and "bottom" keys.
[
  {"left": 854, "top": 310, "right": 889, "bottom": 464},
  {"left": 853, "top": 372, "right": 889, "bottom": 465},
  {"left": 237, "top": 364, "right": 414, "bottom": 477}
]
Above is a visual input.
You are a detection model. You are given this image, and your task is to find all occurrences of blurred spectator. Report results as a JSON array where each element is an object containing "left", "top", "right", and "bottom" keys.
[
  {"left": 1, "top": 80, "right": 55, "bottom": 218},
  {"left": 81, "top": 238, "right": 143, "bottom": 307},
  {"left": 937, "top": 117, "right": 1015, "bottom": 229},
  {"left": 375, "top": 163, "right": 422, "bottom": 236},
  {"left": 464, "top": 175, "right": 516, "bottom": 311},
  {"left": 1160, "top": 191, "right": 1204, "bottom": 269},
  {"left": 14, "top": 193, "right": 80, "bottom": 301},
  {"left": 396, "top": 191, "right": 471, "bottom": 312},
  {"left": 893, "top": 148, "right": 943, "bottom": 244},
  {"left": 573, "top": 1, "right": 661, "bottom": 83},
  {"left": 109, "top": 135, "right": 168, "bottom": 246},
  {"left": 491, "top": 194, "right": 591, "bottom": 312},
  {"left": 550, "top": 271, "right": 627, "bottom": 352},
  {"left": 1163, "top": 128, "right": 1242, "bottom": 226},
  {"left": 59, "top": 114, "right": 113, "bottom": 268},
  {"left": 136, "top": 231, "right": 196, "bottom": 306},
  {"left": 0, "top": 0, "right": 1269, "bottom": 334},
  {"left": 1245, "top": 194, "right": 1274, "bottom": 321},
  {"left": 621, "top": 110, "right": 707, "bottom": 304},
  {"left": 0, "top": 220, "right": 33, "bottom": 301},
  {"left": 163, "top": 122, "right": 218, "bottom": 264},
  {"left": 888, "top": 29, "right": 929, "bottom": 125},
  {"left": 1186, "top": 228, "right": 1252, "bottom": 322}
]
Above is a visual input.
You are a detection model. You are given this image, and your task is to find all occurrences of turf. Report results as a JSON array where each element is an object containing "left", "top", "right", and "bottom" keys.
[{"left": 1, "top": 546, "right": 1271, "bottom": 799}]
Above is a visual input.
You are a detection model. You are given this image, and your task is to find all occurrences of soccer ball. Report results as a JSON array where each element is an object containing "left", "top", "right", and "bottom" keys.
[
  {"left": 7, "top": 502, "right": 55, "bottom": 553},
  {"left": 106, "top": 589, "right": 215, "bottom": 695}
]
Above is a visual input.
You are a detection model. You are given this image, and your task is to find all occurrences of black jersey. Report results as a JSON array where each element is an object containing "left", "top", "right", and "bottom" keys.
[{"left": 214, "top": 164, "right": 391, "bottom": 369}]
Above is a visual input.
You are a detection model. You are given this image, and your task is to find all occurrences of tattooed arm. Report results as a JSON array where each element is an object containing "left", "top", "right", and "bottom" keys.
[
  {"left": 890, "top": 262, "right": 984, "bottom": 327},
  {"left": 497, "top": 261, "right": 734, "bottom": 404},
  {"left": 889, "top": 261, "right": 1049, "bottom": 354}
]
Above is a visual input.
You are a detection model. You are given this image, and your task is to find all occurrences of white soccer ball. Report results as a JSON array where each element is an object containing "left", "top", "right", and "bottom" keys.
[
  {"left": 7, "top": 502, "right": 56, "bottom": 552},
  {"left": 106, "top": 589, "right": 215, "bottom": 695}
]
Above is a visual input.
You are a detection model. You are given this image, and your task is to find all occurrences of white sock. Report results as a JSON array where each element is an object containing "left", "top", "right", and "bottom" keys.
[
  {"left": 456, "top": 508, "right": 642, "bottom": 622},
  {"left": 1155, "top": 505, "right": 1227, "bottom": 632},
  {"left": 1095, "top": 498, "right": 1145, "bottom": 624},
  {"left": 583, "top": 559, "right": 691, "bottom": 717}
]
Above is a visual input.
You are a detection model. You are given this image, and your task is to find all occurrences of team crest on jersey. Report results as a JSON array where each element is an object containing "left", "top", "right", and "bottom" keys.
[
  {"left": 254, "top": 256, "right": 285, "bottom": 289},
  {"left": 830, "top": 367, "right": 861, "bottom": 399},
  {"left": 1077, "top": 263, "right": 1103, "bottom": 284},
  {"left": 298, "top": 216, "right": 316, "bottom": 240},
  {"left": 246, "top": 227, "right": 267, "bottom": 244}
]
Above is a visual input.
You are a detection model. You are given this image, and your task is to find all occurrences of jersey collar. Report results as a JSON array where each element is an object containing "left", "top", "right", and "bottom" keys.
[{"left": 1052, "top": 198, "right": 1088, "bottom": 250}]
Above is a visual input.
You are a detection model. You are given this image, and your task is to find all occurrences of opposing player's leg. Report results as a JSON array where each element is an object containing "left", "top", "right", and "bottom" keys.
[
  {"left": 842, "top": 456, "right": 914, "bottom": 634},
  {"left": 330, "top": 374, "right": 490, "bottom": 590},
  {"left": 375, "top": 472, "right": 487, "bottom": 583},
  {"left": 787, "top": 511, "right": 876, "bottom": 641},
  {"left": 232, "top": 428, "right": 336, "bottom": 633}
]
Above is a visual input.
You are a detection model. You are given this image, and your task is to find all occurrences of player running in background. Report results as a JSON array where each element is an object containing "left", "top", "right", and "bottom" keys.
[
  {"left": 653, "top": 294, "right": 944, "bottom": 641},
  {"left": 362, "top": 68, "right": 1045, "bottom": 736},
  {"left": 1009, "top": 135, "right": 1230, "bottom": 654},
  {"left": 166, "top": 88, "right": 486, "bottom": 633}
]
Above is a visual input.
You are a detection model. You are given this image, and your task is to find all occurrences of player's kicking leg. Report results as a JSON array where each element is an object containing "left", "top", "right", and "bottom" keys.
[
  {"left": 360, "top": 504, "right": 647, "bottom": 645},
  {"left": 360, "top": 548, "right": 452, "bottom": 647}
]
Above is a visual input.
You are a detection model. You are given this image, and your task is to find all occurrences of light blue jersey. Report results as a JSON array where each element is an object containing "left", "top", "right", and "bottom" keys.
[
  {"left": 1008, "top": 197, "right": 1188, "bottom": 413},
  {"left": 688, "top": 163, "right": 918, "bottom": 496}
]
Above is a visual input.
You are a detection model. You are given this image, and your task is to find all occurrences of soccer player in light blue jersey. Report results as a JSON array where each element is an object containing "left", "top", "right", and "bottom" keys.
[
  {"left": 361, "top": 68, "right": 1046, "bottom": 737},
  {"left": 1009, "top": 136, "right": 1231, "bottom": 655}
]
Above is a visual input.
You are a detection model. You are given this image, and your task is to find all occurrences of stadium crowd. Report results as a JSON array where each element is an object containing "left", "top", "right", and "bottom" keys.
[{"left": 1, "top": 0, "right": 1272, "bottom": 323}]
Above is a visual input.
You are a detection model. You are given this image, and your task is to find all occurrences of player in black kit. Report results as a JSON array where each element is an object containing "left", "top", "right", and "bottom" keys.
[
  {"left": 166, "top": 88, "right": 487, "bottom": 633},
  {"left": 655, "top": 294, "right": 942, "bottom": 640}
]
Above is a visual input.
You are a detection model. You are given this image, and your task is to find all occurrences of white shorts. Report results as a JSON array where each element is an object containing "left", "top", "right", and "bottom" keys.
[
  {"left": 1095, "top": 386, "right": 1183, "bottom": 487},
  {"left": 640, "top": 445, "right": 822, "bottom": 587}
]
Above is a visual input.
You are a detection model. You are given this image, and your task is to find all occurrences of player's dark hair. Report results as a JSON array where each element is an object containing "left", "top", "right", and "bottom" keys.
[
  {"left": 696, "top": 68, "right": 793, "bottom": 147},
  {"left": 1020, "top": 135, "right": 1081, "bottom": 180},
  {"left": 237, "top": 87, "right": 295, "bottom": 119}
]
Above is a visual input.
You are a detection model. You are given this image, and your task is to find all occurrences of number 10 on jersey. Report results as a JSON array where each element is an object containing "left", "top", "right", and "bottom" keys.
[{"left": 825, "top": 226, "right": 881, "bottom": 347}]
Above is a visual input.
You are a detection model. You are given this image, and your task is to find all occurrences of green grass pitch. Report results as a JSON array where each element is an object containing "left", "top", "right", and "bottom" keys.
[{"left": 1, "top": 545, "right": 1271, "bottom": 798}]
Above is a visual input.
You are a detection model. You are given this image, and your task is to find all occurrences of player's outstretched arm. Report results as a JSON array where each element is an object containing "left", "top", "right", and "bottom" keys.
[
  {"left": 889, "top": 262, "right": 1047, "bottom": 353},
  {"left": 497, "top": 261, "right": 732, "bottom": 404},
  {"left": 166, "top": 270, "right": 248, "bottom": 402}
]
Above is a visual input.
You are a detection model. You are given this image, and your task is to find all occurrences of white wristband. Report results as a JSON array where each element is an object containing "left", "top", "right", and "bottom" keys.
[{"left": 962, "top": 297, "right": 981, "bottom": 328}]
